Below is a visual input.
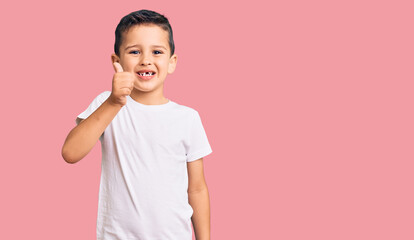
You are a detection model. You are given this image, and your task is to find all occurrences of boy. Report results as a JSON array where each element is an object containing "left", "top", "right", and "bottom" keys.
[{"left": 62, "top": 9, "right": 213, "bottom": 240}]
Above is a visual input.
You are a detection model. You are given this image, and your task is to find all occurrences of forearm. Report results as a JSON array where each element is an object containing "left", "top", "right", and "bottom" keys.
[
  {"left": 62, "top": 99, "right": 122, "bottom": 163},
  {"left": 188, "top": 188, "right": 211, "bottom": 240}
]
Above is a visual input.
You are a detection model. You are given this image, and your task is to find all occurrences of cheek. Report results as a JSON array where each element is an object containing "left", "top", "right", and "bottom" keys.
[
  {"left": 156, "top": 62, "right": 169, "bottom": 73},
  {"left": 126, "top": 64, "right": 137, "bottom": 72},
  {"left": 164, "top": 60, "right": 172, "bottom": 70}
]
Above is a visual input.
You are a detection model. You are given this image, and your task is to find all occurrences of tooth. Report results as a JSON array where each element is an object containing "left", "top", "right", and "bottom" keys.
[{"left": 138, "top": 72, "right": 154, "bottom": 76}]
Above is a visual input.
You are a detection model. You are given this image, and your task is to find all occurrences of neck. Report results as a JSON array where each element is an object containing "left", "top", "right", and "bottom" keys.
[{"left": 130, "top": 89, "right": 169, "bottom": 105}]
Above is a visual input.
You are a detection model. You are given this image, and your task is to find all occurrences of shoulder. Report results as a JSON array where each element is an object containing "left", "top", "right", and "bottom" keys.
[
  {"left": 96, "top": 91, "right": 111, "bottom": 102},
  {"left": 169, "top": 101, "right": 200, "bottom": 119},
  {"left": 87, "top": 91, "right": 111, "bottom": 105}
]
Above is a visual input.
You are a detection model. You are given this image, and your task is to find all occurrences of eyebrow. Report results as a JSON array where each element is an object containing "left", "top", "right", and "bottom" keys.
[{"left": 124, "top": 44, "right": 167, "bottom": 51}]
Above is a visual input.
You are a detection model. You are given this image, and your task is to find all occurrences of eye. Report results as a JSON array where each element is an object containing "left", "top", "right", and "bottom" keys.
[
  {"left": 129, "top": 50, "right": 140, "bottom": 54},
  {"left": 153, "top": 50, "right": 163, "bottom": 55}
]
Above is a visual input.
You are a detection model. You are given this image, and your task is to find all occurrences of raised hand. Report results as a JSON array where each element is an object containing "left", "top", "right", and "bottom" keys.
[{"left": 108, "top": 62, "right": 135, "bottom": 107}]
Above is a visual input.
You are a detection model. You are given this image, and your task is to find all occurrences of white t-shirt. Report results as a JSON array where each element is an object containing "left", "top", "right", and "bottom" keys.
[{"left": 76, "top": 91, "right": 213, "bottom": 240}]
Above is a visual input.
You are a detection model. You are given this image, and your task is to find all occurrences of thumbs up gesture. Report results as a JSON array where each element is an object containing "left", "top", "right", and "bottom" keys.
[{"left": 108, "top": 62, "right": 135, "bottom": 107}]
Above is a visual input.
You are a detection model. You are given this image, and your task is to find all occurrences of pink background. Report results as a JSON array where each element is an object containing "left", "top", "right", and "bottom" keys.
[{"left": 1, "top": 0, "right": 413, "bottom": 239}]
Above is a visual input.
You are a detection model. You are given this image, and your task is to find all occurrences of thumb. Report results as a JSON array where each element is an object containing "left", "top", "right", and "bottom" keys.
[{"left": 113, "top": 62, "right": 124, "bottom": 73}]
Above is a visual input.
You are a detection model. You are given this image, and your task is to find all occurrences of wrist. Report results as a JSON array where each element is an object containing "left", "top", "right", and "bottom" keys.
[{"left": 105, "top": 97, "right": 124, "bottom": 109}]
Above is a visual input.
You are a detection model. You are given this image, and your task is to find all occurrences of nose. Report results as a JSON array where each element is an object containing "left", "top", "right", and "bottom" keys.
[{"left": 139, "top": 53, "right": 151, "bottom": 66}]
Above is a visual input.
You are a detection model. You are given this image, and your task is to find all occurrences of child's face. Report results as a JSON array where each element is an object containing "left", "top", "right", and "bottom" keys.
[{"left": 112, "top": 24, "right": 177, "bottom": 95}]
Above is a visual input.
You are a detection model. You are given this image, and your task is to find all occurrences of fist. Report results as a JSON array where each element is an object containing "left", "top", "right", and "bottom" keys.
[{"left": 108, "top": 62, "right": 135, "bottom": 107}]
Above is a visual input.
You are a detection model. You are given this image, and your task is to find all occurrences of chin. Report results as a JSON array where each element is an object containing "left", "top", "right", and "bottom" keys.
[{"left": 135, "top": 85, "right": 161, "bottom": 93}]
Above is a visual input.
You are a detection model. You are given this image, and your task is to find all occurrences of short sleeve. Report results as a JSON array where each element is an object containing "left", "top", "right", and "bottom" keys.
[
  {"left": 75, "top": 91, "right": 111, "bottom": 125},
  {"left": 185, "top": 111, "right": 213, "bottom": 162}
]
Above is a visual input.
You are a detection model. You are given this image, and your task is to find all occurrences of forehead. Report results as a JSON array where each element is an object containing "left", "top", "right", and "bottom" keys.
[{"left": 121, "top": 24, "right": 169, "bottom": 49}]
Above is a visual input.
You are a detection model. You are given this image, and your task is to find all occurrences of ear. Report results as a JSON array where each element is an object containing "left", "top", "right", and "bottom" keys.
[
  {"left": 168, "top": 54, "right": 178, "bottom": 74},
  {"left": 111, "top": 53, "right": 120, "bottom": 64}
]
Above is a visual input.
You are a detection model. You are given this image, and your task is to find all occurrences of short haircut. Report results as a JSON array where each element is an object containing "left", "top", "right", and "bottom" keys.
[{"left": 114, "top": 9, "right": 175, "bottom": 57}]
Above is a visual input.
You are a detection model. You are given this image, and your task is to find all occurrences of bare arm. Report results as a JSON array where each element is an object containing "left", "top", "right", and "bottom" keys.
[
  {"left": 61, "top": 99, "right": 122, "bottom": 163},
  {"left": 188, "top": 158, "right": 211, "bottom": 240},
  {"left": 61, "top": 61, "right": 134, "bottom": 164}
]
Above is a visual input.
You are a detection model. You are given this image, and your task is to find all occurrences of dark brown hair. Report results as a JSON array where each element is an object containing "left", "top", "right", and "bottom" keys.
[{"left": 114, "top": 9, "right": 175, "bottom": 57}]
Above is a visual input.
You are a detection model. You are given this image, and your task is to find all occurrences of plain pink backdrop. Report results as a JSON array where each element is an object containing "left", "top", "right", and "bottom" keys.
[{"left": 1, "top": 0, "right": 413, "bottom": 239}]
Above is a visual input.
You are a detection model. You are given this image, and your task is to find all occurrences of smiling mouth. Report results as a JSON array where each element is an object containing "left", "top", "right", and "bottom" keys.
[{"left": 137, "top": 72, "right": 155, "bottom": 76}]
